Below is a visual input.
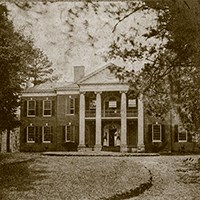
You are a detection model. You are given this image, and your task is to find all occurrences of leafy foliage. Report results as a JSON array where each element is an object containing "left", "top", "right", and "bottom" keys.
[
  {"left": 58, "top": 0, "right": 200, "bottom": 133},
  {"left": 0, "top": 4, "right": 53, "bottom": 131},
  {"left": 106, "top": 0, "right": 200, "bottom": 133}
]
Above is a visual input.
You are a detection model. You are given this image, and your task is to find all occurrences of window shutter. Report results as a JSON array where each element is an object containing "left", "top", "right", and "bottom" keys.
[
  {"left": 36, "top": 101, "right": 39, "bottom": 116},
  {"left": 38, "top": 126, "right": 42, "bottom": 143},
  {"left": 66, "top": 98, "right": 69, "bottom": 114},
  {"left": 24, "top": 128, "right": 27, "bottom": 143},
  {"left": 52, "top": 100, "right": 55, "bottom": 116},
  {"left": 23, "top": 101, "right": 27, "bottom": 117},
  {"left": 51, "top": 126, "right": 53, "bottom": 143},
  {"left": 174, "top": 125, "right": 178, "bottom": 142},
  {"left": 75, "top": 98, "right": 79, "bottom": 114},
  {"left": 188, "top": 132, "right": 192, "bottom": 142},
  {"left": 63, "top": 126, "right": 66, "bottom": 142},
  {"left": 162, "top": 125, "right": 165, "bottom": 142},
  {"left": 35, "top": 126, "right": 39, "bottom": 143},
  {"left": 75, "top": 126, "right": 79, "bottom": 143},
  {"left": 148, "top": 124, "right": 152, "bottom": 143}
]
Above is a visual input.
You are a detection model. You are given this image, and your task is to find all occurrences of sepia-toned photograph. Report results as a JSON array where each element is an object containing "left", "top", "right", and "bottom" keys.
[{"left": 0, "top": 0, "right": 200, "bottom": 199}]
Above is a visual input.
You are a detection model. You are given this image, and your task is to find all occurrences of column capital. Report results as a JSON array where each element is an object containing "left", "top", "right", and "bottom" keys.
[
  {"left": 94, "top": 91, "right": 102, "bottom": 95},
  {"left": 80, "top": 91, "right": 86, "bottom": 95},
  {"left": 120, "top": 90, "right": 128, "bottom": 94}
]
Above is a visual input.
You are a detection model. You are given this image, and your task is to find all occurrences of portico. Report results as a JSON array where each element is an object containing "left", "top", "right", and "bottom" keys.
[{"left": 77, "top": 64, "right": 144, "bottom": 153}]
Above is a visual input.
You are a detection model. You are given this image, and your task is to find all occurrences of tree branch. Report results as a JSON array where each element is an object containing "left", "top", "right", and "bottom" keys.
[{"left": 112, "top": 5, "right": 145, "bottom": 33}]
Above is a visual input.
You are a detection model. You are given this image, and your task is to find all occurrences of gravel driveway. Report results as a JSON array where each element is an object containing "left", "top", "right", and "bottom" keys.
[{"left": 127, "top": 155, "right": 200, "bottom": 200}]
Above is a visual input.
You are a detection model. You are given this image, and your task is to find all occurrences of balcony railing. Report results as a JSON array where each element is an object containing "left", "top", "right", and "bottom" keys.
[
  {"left": 127, "top": 109, "right": 138, "bottom": 117},
  {"left": 85, "top": 110, "right": 96, "bottom": 117},
  {"left": 102, "top": 109, "right": 120, "bottom": 117},
  {"left": 85, "top": 108, "right": 138, "bottom": 118}
]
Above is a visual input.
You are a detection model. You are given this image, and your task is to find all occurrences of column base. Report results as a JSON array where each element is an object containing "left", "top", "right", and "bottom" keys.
[
  {"left": 78, "top": 145, "right": 86, "bottom": 152},
  {"left": 94, "top": 144, "right": 102, "bottom": 151},
  {"left": 137, "top": 144, "right": 145, "bottom": 153},
  {"left": 120, "top": 144, "right": 128, "bottom": 153}
]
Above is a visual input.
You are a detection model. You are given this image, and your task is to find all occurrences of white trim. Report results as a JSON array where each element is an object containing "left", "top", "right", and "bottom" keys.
[
  {"left": 65, "top": 125, "right": 75, "bottom": 142},
  {"left": 77, "top": 63, "right": 119, "bottom": 84},
  {"left": 79, "top": 84, "right": 129, "bottom": 92},
  {"left": 42, "top": 126, "right": 52, "bottom": 143},
  {"left": 27, "top": 100, "right": 36, "bottom": 117},
  {"left": 178, "top": 129, "right": 188, "bottom": 142},
  {"left": 43, "top": 100, "right": 52, "bottom": 117},
  {"left": 22, "top": 93, "right": 56, "bottom": 97},
  {"left": 152, "top": 124, "right": 162, "bottom": 142},
  {"left": 56, "top": 90, "right": 79, "bottom": 95}
]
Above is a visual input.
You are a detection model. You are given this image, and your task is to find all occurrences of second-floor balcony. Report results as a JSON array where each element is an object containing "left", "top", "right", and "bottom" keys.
[
  {"left": 103, "top": 109, "right": 120, "bottom": 117},
  {"left": 85, "top": 108, "right": 138, "bottom": 118}
]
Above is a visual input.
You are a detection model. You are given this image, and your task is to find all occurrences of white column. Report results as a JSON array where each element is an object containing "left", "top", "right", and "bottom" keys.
[
  {"left": 94, "top": 92, "right": 102, "bottom": 151},
  {"left": 137, "top": 95, "right": 145, "bottom": 152},
  {"left": 78, "top": 92, "right": 86, "bottom": 151},
  {"left": 120, "top": 91, "right": 128, "bottom": 152}
]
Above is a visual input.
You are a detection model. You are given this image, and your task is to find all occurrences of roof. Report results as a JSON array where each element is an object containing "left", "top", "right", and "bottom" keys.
[
  {"left": 77, "top": 63, "right": 120, "bottom": 84},
  {"left": 23, "top": 81, "right": 79, "bottom": 93}
]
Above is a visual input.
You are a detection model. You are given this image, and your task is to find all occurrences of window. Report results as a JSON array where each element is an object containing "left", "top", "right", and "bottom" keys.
[
  {"left": 43, "top": 100, "right": 52, "bottom": 116},
  {"left": 67, "top": 98, "right": 75, "bottom": 115},
  {"left": 42, "top": 126, "right": 52, "bottom": 143},
  {"left": 89, "top": 99, "right": 96, "bottom": 110},
  {"left": 27, "top": 126, "right": 35, "bottom": 143},
  {"left": 152, "top": 124, "right": 162, "bottom": 142},
  {"left": 109, "top": 100, "right": 117, "bottom": 108},
  {"left": 178, "top": 126, "right": 187, "bottom": 142},
  {"left": 65, "top": 125, "right": 75, "bottom": 142},
  {"left": 27, "top": 100, "right": 36, "bottom": 116},
  {"left": 128, "top": 99, "right": 137, "bottom": 108}
]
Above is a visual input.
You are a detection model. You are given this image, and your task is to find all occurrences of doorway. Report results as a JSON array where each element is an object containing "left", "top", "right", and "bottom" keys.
[{"left": 109, "top": 129, "right": 116, "bottom": 147}]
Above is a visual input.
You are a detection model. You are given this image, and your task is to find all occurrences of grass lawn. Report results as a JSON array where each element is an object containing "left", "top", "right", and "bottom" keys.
[{"left": 0, "top": 153, "right": 149, "bottom": 200}]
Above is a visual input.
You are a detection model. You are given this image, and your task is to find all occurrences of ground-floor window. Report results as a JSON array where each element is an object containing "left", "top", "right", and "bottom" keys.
[
  {"left": 178, "top": 126, "right": 187, "bottom": 142},
  {"left": 42, "top": 126, "right": 52, "bottom": 143},
  {"left": 27, "top": 126, "right": 35, "bottom": 143},
  {"left": 174, "top": 125, "right": 189, "bottom": 143},
  {"left": 65, "top": 125, "right": 75, "bottom": 142},
  {"left": 152, "top": 124, "right": 162, "bottom": 142}
]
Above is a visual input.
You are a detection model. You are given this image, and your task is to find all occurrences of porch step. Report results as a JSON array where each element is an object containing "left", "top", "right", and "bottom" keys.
[{"left": 102, "top": 146, "right": 120, "bottom": 152}]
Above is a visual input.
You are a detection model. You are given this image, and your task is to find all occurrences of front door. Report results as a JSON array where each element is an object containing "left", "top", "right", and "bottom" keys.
[{"left": 109, "top": 129, "right": 116, "bottom": 147}]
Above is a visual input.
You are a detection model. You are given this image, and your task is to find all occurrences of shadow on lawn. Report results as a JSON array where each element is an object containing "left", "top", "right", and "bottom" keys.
[{"left": 0, "top": 157, "right": 47, "bottom": 199}]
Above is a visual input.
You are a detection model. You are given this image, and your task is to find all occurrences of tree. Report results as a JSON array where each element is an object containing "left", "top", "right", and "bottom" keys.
[
  {"left": 11, "top": 1, "right": 200, "bottom": 134},
  {"left": 26, "top": 48, "right": 54, "bottom": 86},
  {"left": 61, "top": 0, "right": 200, "bottom": 135},
  {"left": 0, "top": 4, "right": 54, "bottom": 151},
  {"left": 106, "top": 0, "right": 200, "bottom": 135}
]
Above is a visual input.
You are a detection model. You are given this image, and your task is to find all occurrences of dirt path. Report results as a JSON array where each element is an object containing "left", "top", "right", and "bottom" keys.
[{"left": 128, "top": 155, "right": 200, "bottom": 200}]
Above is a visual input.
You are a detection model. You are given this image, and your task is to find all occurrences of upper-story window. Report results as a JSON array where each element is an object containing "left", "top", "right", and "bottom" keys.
[
  {"left": 27, "top": 100, "right": 36, "bottom": 117},
  {"left": 66, "top": 97, "right": 75, "bottom": 115},
  {"left": 109, "top": 100, "right": 117, "bottom": 108},
  {"left": 43, "top": 100, "right": 52, "bottom": 116},
  {"left": 27, "top": 125, "right": 35, "bottom": 143},
  {"left": 42, "top": 125, "right": 52, "bottom": 143},
  {"left": 128, "top": 99, "right": 137, "bottom": 108},
  {"left": 152, "top": 124, "right": 162, "bottom": 142}
]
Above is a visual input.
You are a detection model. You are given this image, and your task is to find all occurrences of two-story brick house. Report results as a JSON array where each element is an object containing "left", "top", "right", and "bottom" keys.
[{"left": 20, "top": 63, "right": 199, "bottom": 153}]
